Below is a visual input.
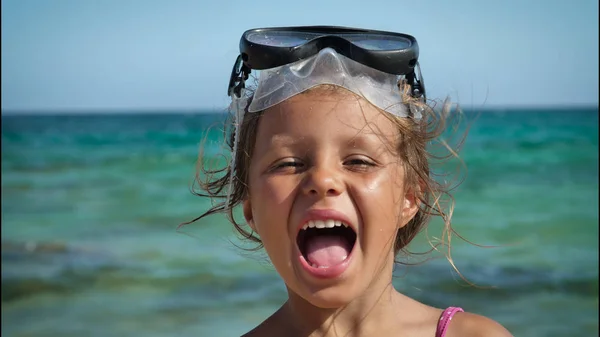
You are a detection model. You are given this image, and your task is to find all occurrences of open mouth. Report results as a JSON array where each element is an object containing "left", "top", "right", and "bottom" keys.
[{"left": 296, "top": 220, "right": 357, "bottom": 269}]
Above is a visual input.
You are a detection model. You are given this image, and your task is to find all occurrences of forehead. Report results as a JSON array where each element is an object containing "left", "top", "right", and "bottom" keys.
[{"left": 255, "top": 87, "right": 400, "bottom": 144}]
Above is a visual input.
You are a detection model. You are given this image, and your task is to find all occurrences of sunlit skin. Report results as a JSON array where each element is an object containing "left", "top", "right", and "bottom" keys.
[
  {"left": 243, "top": 88, "right": 426, "bottom": 335},
  {"left": 242, "top": 88, "right": 513, "bottom": 337}
]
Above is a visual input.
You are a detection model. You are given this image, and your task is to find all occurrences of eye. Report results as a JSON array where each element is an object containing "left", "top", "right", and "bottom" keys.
[
  {"left": 270, "top": 159, "right": 305, "bottom": 172},
  {"left": 344, "top": 157, "right": 377, "bottom": 171},
  {"left": 346, "top": 159, "right": 371, "bottom": 166}
]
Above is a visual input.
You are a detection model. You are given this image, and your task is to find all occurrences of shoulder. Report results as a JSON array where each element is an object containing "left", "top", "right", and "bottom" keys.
[
  {"left": 240, "top": 320, "right": 278, "bottom": 337},
  {"left": 240, "top": 307, "right": 286, "bottom": 337},
  {"left": 446, "top": 311, "right": 513, "bottom": 337},
  {"left": 241, "top": 322, "right": 274, "bottom": 337}
]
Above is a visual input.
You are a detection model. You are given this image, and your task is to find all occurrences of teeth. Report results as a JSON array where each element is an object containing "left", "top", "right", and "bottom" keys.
[{"left": 303, "top": 220, "right": 349, "bottom": 230}]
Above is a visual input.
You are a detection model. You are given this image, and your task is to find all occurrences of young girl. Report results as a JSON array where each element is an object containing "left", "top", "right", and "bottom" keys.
[{"left": 186, "top": 26, "right": 512, "bottom": 337}]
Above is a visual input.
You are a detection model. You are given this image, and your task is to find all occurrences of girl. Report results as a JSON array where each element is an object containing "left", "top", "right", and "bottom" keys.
[{"left": 186, "top": 26, "right": 512, "bottom": 337}]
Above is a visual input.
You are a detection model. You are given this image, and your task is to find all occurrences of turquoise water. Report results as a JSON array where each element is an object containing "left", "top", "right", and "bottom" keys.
[{"left": 1, "top": 108, "right": 598, "bottom": 336}]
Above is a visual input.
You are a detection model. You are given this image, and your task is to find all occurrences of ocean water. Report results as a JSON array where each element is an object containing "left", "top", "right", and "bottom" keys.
[{"left": 1, "top": 107, "right": 598, "bottom": 337}]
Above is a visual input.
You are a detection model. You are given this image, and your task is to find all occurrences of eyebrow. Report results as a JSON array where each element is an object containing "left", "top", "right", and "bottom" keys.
[
  {"left": 267, "top": 134, "right": 306, "bottom": 148},
  {"left": 263, "top": 133, "right": 394, "bottom": 159},
  {"left": 346, "top": 132, "right": 400, "bottom": 160},
  {"left": 346, "top": 131, "right": 396, "bottom": 148}
]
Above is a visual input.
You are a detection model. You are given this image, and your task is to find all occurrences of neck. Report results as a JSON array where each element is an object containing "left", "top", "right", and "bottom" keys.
[{"left": 281, "top": 266, "right": 406, "bottom": 337}]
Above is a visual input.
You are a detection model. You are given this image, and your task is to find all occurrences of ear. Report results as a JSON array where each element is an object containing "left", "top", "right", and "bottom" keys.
[
  {"left": 243, "top": 198, "right": 256, "bottom": 232},
  {"left": 400, "top": 184, "right": 421, "bottom": 228}
]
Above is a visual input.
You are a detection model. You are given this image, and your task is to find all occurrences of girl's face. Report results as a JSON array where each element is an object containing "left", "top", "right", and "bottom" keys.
[{"left": 243, "top": 88, "right": 419, "bottom": 308}]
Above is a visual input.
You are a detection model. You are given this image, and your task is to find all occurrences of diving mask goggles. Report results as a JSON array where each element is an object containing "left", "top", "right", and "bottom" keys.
[
  {"left": 224, "top": 26, "right": 427, "bottom": 207},
  {"left": 227, "top": 26, "right": 426, "bottom": 109}
]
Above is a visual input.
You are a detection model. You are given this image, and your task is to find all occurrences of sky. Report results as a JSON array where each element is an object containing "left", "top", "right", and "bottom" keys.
[{"left": 1, "top": 0, "right": 598, "bottom": 113}]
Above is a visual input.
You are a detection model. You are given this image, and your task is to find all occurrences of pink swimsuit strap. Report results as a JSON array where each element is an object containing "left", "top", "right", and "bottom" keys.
[{"left": 436, "top": 306, "right": 464, "bottom": 337}]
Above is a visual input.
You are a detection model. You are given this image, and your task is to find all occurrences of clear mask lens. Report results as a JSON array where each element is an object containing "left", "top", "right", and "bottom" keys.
[
  {"left": 342, "top": 34, "right": 412, "bottom": 51},
  {"left": 245, "top": 31, "right": 412, "bottom": 51},
  {"left": 245, "top": 31, "right": 322, "bottom": 47}
]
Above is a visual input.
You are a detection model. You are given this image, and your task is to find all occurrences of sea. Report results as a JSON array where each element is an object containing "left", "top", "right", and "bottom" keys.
[{"left": 1, "top": 107, "right": 598, "bottom": 337}]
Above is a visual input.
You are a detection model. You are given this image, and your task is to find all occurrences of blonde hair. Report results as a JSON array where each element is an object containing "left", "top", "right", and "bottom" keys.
[{"left": 182, "top": 81, "right": 470, "bottom": 270}]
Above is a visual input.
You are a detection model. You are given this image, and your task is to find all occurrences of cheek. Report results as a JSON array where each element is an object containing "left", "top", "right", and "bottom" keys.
[
  {"left": 352, "top": 174, "right": 403, "bottom": 254},
  {"left": 249, "top": 177, "right": 297, "bottom": 228},
  {"left": 359, "top": 171, "right": 405, "bottom": 220},
  {"left": 257, "top": 177, "right": 296, "bottom": 203}
]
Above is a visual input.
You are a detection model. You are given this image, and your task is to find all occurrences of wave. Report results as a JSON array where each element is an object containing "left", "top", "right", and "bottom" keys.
[{"left": 3, "top": 240, "right": 596, "bottom": 305}]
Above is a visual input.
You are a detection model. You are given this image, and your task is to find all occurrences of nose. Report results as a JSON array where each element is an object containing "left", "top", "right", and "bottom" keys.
[{"left": 301, "top": 161, "right": 344, "bottom": 197}]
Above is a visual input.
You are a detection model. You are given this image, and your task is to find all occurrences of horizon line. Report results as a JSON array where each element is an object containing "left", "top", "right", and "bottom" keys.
[{"left": 2, "top": 103, "right": 598, "bottom": 116}]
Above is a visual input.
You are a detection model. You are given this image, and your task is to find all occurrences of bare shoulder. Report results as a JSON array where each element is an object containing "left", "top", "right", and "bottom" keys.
[
  {"left": 240, "top": 319, "right": 278, "bottom": 337},
  {"left": 241, "top": 321, "right": 277, "bottom": 337},
  {"left": 240, "top": 325, "right": 261, "bottom": 337},
  {"left": 240, "top": 326, "right": 263, "bottom": 337},
  {"left": 240, "top": 308, "right": 286, "bottom": 337},
  {"left": 447, "top": 312, "right": 513, "bottom": 337}
]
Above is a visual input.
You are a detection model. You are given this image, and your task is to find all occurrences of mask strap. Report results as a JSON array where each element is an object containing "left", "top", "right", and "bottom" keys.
[{"left": 405, "top": 61, "right": 426, "bottom": 103}]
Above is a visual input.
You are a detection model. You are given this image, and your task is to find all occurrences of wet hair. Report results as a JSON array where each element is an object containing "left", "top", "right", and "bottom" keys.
[{"left": 181, "top": 81, "right": 469, "bottom": 269}]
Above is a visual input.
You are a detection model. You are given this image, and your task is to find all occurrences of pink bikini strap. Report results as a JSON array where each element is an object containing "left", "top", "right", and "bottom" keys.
[{"left": 436, "top": 306, "right": 464, "bottom": 337}]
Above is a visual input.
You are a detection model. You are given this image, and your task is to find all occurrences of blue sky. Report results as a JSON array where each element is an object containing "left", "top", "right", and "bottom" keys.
[{"left": 1, "top": 0, "right": 598, "bottom": 112}]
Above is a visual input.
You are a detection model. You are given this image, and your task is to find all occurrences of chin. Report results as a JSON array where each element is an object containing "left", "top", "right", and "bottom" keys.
[{"left": 293, "top": 282, "right": 364, "bottom": 309}]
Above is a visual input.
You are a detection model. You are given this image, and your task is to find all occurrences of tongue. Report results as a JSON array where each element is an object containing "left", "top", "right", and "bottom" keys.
[{"left": 306, "top": 235, "right": 350, "bottom": 267}]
